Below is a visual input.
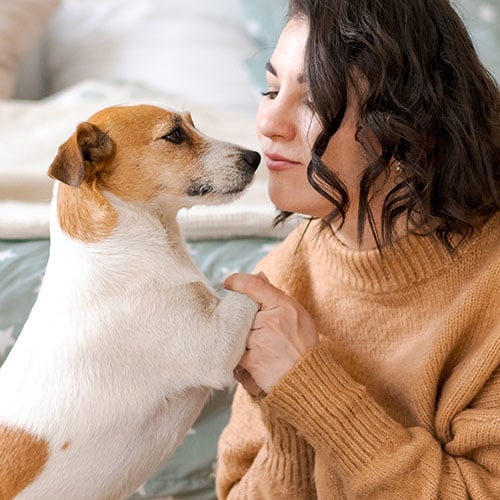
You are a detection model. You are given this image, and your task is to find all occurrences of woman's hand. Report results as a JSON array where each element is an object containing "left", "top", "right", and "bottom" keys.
[{"left": 225, "top": 272, "right": 319, "bottom": 397}]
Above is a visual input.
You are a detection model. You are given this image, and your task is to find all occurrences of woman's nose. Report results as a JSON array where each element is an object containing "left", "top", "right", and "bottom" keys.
[{"left": 257, "top": 100, "right": 296, "bottom": 142}]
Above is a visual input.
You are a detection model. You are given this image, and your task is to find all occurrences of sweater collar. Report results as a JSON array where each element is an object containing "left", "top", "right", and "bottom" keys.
[{"left": 305, "top": 213, "right": 499, "bottom": 293}]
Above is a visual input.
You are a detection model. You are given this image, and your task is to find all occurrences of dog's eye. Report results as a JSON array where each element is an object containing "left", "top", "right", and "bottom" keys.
[{"left": 161, "top": 127, "right": 186, "bottom": 144}]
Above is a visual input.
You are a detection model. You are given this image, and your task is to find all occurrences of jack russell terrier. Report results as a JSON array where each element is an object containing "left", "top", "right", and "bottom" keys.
[{"left": 0, "top": 105, "right": 260, "bottom": 499}]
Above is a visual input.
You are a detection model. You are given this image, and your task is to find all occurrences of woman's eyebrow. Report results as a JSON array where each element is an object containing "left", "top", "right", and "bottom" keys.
[
  {"left": 265, "top": 60, "right": 306, "bottom": 84},
  {"left": 265, "top": 61, "right": 277, "bottom": 76}
]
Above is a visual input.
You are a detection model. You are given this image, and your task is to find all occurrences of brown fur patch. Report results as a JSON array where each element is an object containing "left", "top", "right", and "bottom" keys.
[
  {"left": 188, "top": 281, "right": 220, "bottom": 314},
  {"left": 0, "top": 424, "right": 49, "bottom": 498},
  {"left": 53, "top": 105, "right": 211, "bottom": 242},
  {"left": 57, "top": 181, "right": 118, "bottom": 243},
  {"left": 88, "top": 106, "right": 209, "bottom": 203}
]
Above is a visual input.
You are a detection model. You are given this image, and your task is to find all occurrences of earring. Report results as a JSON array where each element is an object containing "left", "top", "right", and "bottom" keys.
[{"left": 395, "top": 160, "right": 404, "bottom": 173}]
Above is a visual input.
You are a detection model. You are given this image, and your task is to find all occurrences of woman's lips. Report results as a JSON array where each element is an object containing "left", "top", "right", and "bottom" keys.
[{"left": 264, "top": 153, "right": 301, "bottom": 171}]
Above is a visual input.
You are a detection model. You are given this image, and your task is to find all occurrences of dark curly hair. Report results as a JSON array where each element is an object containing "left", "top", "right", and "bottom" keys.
[{"left": 283, "top": 0, "right": 500, "bottom": 249}]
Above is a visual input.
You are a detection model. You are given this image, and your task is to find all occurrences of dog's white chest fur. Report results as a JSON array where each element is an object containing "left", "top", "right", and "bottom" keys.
[{"left": 0, "top": 105, "right": 259, "bottom": 499}]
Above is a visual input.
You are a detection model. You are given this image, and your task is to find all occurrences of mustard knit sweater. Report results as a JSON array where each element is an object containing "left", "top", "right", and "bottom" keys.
[{"left": 216, "top": 214, "right": 500, "bottom": 499}]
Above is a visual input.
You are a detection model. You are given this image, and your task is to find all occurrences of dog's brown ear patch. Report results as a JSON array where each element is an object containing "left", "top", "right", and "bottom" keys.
[
  {"left": 0, "top": 424, "right": 49, "bottom": 498},
  {"left": 76, "top": 122, "right": 115, "bottom": 165},
  {"left": 48, "top": 122, "right": 115, "bottom": 187}
]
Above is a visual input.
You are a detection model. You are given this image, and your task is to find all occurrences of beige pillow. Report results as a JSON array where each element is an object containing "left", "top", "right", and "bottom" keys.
[{"left": 0, "top": 0, "right": 60, "bottom": 99}]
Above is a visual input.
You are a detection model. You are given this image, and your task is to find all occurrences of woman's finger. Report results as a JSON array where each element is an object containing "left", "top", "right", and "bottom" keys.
[
  {"left": 224, "top": 272, "right": 288, "bottom": 310},
  {"left": 233, "top": 365, "right": 264, "bottom": 397}
]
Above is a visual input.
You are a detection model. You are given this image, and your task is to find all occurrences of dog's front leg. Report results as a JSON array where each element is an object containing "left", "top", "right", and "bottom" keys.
[
  {"left": 207, "top": 289, "right": 259, "bottom": 388},
  {"left": 171, "top": 281, "right": 258, "bottom": 389},
  {"left": 161, "top": 281, "right": 257, "bottom": 390}
]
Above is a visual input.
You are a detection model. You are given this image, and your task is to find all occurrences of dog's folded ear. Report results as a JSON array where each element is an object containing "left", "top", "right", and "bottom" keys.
[{"left": 48, "top": 122, "right": 116, "bottom": 187}]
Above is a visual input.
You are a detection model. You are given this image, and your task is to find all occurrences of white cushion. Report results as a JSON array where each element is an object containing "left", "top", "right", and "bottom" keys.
[{"left": 42, "top": 0, "right": 260, "bottom": 113}]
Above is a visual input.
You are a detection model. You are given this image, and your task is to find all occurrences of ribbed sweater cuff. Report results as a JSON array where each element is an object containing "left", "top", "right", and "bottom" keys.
[{"left": 261, "top": 342, "right": 409, "bottom": 478}]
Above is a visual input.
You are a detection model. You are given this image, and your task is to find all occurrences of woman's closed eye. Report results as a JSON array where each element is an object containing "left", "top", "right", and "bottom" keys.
[{"left": 261, "top": 90, "right": 279, "bottom": 100}]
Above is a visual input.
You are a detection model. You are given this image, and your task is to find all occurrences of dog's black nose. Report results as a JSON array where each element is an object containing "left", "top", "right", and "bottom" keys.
[{"left": 242, "top": 150, "right": 261, "bottom": 171}]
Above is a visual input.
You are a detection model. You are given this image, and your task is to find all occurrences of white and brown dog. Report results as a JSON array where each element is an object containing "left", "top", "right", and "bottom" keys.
[{"left": 0, "top": 105, "right": 260, "bottom": 499}]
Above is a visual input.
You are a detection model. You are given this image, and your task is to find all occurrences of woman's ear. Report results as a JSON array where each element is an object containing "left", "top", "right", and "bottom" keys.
[{"left": 48, "top": 122, "right": 115, "bottom": 187}]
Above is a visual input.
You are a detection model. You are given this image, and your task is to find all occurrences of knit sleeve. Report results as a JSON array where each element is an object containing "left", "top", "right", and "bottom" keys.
[
  {"left": 216, "top": 226, "right": 319, "bottom": 498},
  {"left": 216, "top": 384, "right": 316, "bottom": 499},
  {"left": 263, "top": 339, "right": 500, "bottom": 498}
]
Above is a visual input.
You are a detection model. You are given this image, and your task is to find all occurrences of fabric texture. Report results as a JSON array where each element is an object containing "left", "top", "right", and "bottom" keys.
[{"left": 216, "top": 214, "right": 500, "bottom": 499}]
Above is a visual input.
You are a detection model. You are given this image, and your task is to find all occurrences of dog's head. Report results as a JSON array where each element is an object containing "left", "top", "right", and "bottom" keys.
[{"left": 48, "top": 105, "right": 260, "bottom": 211}]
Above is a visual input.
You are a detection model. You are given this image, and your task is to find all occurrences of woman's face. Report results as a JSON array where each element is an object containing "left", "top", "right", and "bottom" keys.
[{"left": 257, "top": 17, "right": 372, "bottom": 219}]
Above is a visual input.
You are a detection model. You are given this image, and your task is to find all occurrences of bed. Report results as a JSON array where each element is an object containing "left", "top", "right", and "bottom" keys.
[{"left": 0, "top": 0, "right": 498, "bottom": 498}]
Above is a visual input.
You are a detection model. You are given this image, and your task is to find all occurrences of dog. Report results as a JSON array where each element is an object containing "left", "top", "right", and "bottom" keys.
[{"left": 0, "top": 104, "right": 260, "bottom": 499}]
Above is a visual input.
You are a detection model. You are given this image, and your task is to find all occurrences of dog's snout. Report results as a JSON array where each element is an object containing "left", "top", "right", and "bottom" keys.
[{"left": 242, "top": 150, "right": 261, "bottom": 172}]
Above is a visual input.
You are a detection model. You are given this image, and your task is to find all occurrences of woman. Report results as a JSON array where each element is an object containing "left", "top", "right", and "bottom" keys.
[{"left": 216, "top": 0, "right": 499, "bottom": 498}]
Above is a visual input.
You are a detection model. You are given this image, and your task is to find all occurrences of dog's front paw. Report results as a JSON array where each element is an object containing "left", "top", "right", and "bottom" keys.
[
  {"left": 210, "top": 291, "right": 258, "bottom": 388},
  {"left": 227, "top": 289, "right": 259, "bottom": 320}
]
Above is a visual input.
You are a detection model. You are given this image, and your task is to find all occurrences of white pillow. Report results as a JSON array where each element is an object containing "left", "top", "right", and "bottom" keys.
[
  {"left": 0, "top": 0, "right": 60, "bottom": 99},
  {"left": 43, "top": 0, "right": 260, "bottom": 113}
]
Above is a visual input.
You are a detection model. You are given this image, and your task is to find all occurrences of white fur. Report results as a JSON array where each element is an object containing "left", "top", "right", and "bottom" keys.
[{"left": 0, "top": 107, "right": 259, "bottom": 499}]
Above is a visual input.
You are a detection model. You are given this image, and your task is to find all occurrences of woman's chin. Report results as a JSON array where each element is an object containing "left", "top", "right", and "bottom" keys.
[{"left": 268, "top": 184, "right": 330, "bottom": 217}]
